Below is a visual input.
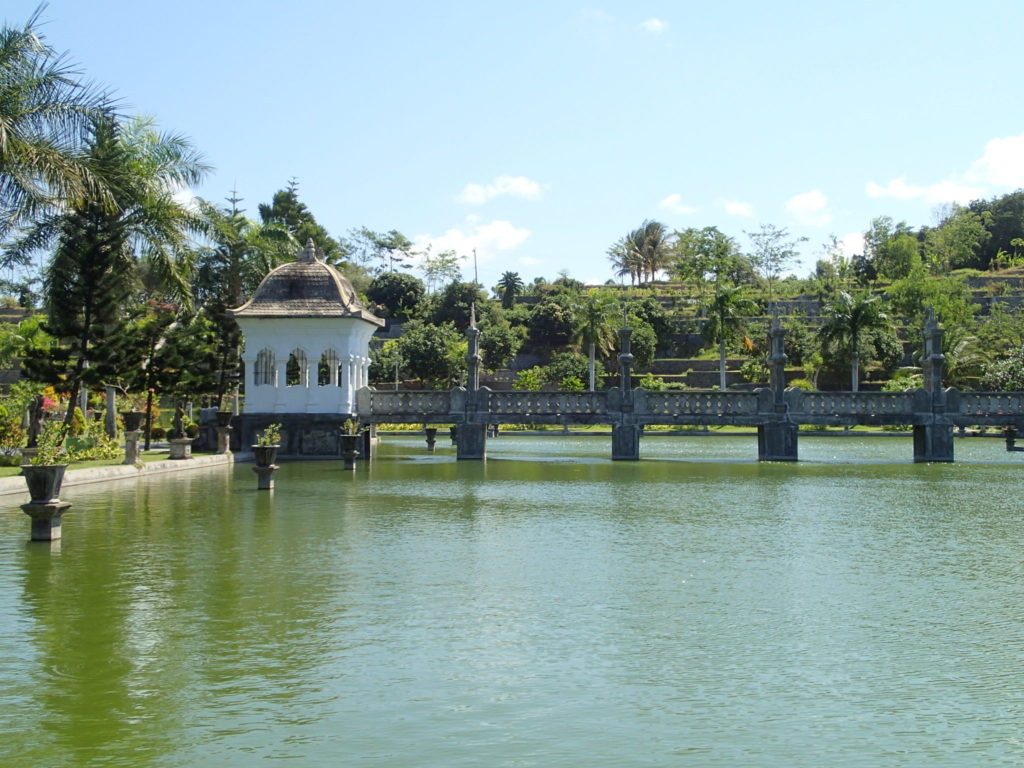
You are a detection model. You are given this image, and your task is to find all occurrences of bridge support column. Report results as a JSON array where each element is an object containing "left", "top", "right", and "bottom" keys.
[
  {"left": 758, "top": 422, "right": 798, "bottom": 461},
  {"left": 913, "top": 424, "right": 954, "bottom": 463},
  {"left": 612, "top": 424, "right": 640, "bottom": 461},
  {"left": 457, "top": 423, "right": 487, "bottom": 460}
]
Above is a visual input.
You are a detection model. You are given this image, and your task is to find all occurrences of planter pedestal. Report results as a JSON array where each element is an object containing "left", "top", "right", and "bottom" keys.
[
  {"left": 425, "top": 427, "right": 438, "bottom": 452},
  {"left": 123, "top": 430, "right": 142, "bottom": 464},
  {"left": 253, "top": 445, "right": 279, "bottom": 490},
  {"left": 22, "top": 501, "right": 72, "bottom": 541},
  {"left": 169, "top": 438, "right": 193, "bottom": 460},
  {"left": 340, "top": 434, "right": 360, "bottom": 470},
  {"left": 253, "top": 464, "right": 278, "bottom": 490},
  {"left": 216, "top": 426, "right": 233, "bottom": 455}
]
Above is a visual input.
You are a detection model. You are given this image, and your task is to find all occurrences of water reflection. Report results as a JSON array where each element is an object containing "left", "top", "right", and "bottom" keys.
[{"left": 0, "top": 436, "right": 1022, "bottom": 767}]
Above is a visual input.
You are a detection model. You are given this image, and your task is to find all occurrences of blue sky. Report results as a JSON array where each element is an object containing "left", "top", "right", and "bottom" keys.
[{"left": 8, "top": 1, "right": 1024, "bottom": 289}]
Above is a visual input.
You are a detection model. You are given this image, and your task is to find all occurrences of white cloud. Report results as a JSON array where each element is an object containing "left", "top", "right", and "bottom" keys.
[
  {"left": 639, "top": 18, "right": 668, "bottom": 34},
  {"left": 967, "top": 133, "right": 1024, "bottom": 188},
  {"left": 456, "top": 175, "right": 542, "bottom": 204},
  {"left": 786, "top": 189, "right": 831, "bottom": 227},
  {"left": 414, "top": 219, "right": 531, "bottom": 266},
  {"left": 839, "top": 232, "right": 865, "bottom": 257},
  {"left": 865, "top": 177, "right": 984, "bottom": 205},
  {"left": 867, "top": 131, "right": 1024, "bottom": 206},
  {"left": 658, "top": 193, "right": 696, "bottom": 215},
  {"left": 172, "top": 187, "right": 199, "bottom": 211},
  {"left": 724, "top": 200, "right": 753, "bottom": 217}
]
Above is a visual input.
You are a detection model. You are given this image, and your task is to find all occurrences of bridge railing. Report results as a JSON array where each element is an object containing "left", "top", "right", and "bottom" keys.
[
  {"left": 793, "top": 390, "right": 918, "bottom": 417},
  {"left": 357, "top": 388, "right": 454, "bottom": 422},
  {"left": 641, "top": 390, "right": 759, "bottom": 416},
  {"left": 957, "top": 392, "right": 1024, "bottom": 421},
  {"left": 487, "top": 390, "right": 607, "bottom": 417}
]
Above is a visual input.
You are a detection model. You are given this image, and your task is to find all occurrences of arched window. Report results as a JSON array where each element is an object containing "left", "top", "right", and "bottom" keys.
[
  {"left": 319, "top": 349, "right": 339, "bottom": 386},
  {"left": 286, "top": 349, "right": 308, "bottom": 387},
  {"left": 255, "top": 348, "right": 276, "bottom": 386}
]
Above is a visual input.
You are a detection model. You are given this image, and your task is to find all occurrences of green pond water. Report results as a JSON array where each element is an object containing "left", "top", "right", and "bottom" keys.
[{"left": 1, "top": 434, "right": 1023, "bottom": 767}]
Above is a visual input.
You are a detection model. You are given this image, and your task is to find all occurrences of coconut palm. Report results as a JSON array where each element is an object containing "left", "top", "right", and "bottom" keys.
[
  {"left": 608, "top": 220, "right": 673, "bottom": 285},
  {"left": 0, "top": 7, "right": 112, "bottom": 237},
  {"left": 497, "top": 270, "right": 524, "bottom": 309},
  {"left": 817, "top": 290, "right": 888, "bottom": 392},
  {"left": 700, "top": 283, "right": 759, "bottom": 390},
  {"left": 573, "top": 291, "right": 620, "bottom": 391},
  {"left": 16, "top": 114, "right": 208, "bottom": 425}
]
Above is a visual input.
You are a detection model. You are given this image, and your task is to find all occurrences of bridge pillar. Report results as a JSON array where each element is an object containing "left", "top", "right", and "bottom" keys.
[
  {"left": 612, "top": 423, "right": 640, "bottom": 460},
  {"left": 758, "top": 422, "right": 798, "bottom": 461},
  {"left": 457, "top": 423, "right": 487, "bottom": 459},
  {"left": 913, "top": 424, "right": 954, "bottom": 463}
]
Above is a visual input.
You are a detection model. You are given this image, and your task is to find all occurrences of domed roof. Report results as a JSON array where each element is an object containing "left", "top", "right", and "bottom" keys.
[{"left": 230, "top": 240, "right": 384, "bottom": 325}]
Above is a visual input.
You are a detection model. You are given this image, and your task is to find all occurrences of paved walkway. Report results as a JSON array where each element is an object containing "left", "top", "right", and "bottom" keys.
[{"left": 0, "top": 452, "right": 252, "bottom": 499}]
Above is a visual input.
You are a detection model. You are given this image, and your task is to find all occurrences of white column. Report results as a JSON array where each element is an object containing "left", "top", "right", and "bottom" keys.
[
  {"left": 242, "top": 355, "right": 256, "bottom": 412},
  {"left": 274, "top": 349, "right": 288, "bottom": 412}
]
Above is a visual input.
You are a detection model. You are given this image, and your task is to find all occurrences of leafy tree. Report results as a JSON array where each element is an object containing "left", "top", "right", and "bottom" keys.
[
  {"left": 628, "top": 297, "right": 673, "bottom": 352},
  {"left": 625, "top": 317, "right": 657, "bottom": 369},
  {"left": 542, "top": 351, "right": 589, "bottom": 388},
  {"left": 258, "top": 179, "right": 338, "bottom": 261},
  {"left": 394, "top": 321, "right": 465, "bottom": 386},
  {"left": 699, "top": 284, "right": 759, "bottom": 390},
  {"left": 512, "top": 366, "right": 544, "bottom": 391},
  {"left": 528, "top": 299, "right": 575, "bottom": 349},
  {"left": 341, "top": 226, "right": 417, "bottom": 274},
  {"left": 886, "top": 264, "right": 974, "bottom": 330},
  {"left": 968, "top": 190, "right": 1024, "bottom": 269},
  {"left": 17, "top": 116, "right": 207, "bottom": 423},
  {"left": 497, "top": 270, "right": 525, "bottom": 309},
  {"left": 479, "top": 316, "right": 524, "bottom": 371},
  {"left": 428, "top": 280, "right": 489, "bottom": 330},
  {"left": 923, "top": 205, "right": 991, "bottom": 272},
  {"left": 817, "top": 291, "right": 888, "bottom": 392},
  {"left": 366, "top": 271, "right": 425, "bottom": 320},
  {"left": 368, "top": 339, "right": 404, "bottom": 387},
  {"left": 864, "top": 216, "right": 919, "bottom": 280},
  {"left": 980, "top": 346, "right": 1024, "bottom": 391},
  {"left": 573, "top": 291, "right": 619, "bottom": 390},
  {"left": 420, "top": 247, "right": 462, "bottom": 293},
  {"left": 672, "top": 226, "right": 747, "bottom": 300},
  {"left": 745, "top": 224, "right": 807, "bottom": 303},
  {"left": 194, "top": 195, "right": 296, "bottom": 405},
  {"left": 0, "top": 7, "right": 112, "bottom": 237}
]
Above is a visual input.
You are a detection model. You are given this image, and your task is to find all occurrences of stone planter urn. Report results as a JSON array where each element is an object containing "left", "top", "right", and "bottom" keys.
[
  {"left": 121, "top": 410, "right": 145, "bottom": 431},
  {"left": 168, "top": 437, "right": 193, "bottom": 460},
  {"left": 339, "top": 433, "right": 360, "bottom": 470},
  {"left": 21, "top": 464, "right": 72, "bottom": 541},
  {"left": 425, "top": 427, "right": 438, "bottom": 452},
  {"left": 216, "top": 410, "right": 233, "bottom": 428},
  {"left": 22, "top": 463, "right": 68, "bottom": 503},
  {"left": 252, "top": 445, "right": 279, "bottom": 490}
]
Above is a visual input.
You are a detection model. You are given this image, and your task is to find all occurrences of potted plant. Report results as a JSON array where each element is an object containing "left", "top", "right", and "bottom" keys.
[
  {"left": 21, "top": 422, "right": 68, "bottom": 503},
  {"left": 340, "top": 419, "right": 361, "bottom": 470},
  {"left": 253, "top": 422, "right": 281, "bottom": 467}
]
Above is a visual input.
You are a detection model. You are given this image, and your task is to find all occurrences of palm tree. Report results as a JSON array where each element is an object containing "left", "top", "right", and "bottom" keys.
[
  {"left": 573, "top": 291, "right": 620, "bottom": 391},
  {"left": 497, "top": 270, "right": 524, "bottom": 309},
  {"left": 817, "top": 290, "right": 888, "bottom": 392},
  {"left": 608, "top": 220, "right": 673, "bottom": 285},
  {"left": 16, "top": 115, "right": 208, "bottom": 425},
  {"left": 0, "top": 7, "right": 112, "bottom": 237},
  {"left": 700, "top": 283, "right": 759, "bottom": 390}
]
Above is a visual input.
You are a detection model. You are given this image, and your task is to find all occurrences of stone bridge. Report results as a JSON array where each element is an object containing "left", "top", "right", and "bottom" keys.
[{"left": 354, "top": 311, "right": 1024, "bottom": 463}]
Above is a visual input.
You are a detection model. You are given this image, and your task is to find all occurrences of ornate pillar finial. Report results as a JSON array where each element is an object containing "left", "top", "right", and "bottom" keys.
[{"left": 300, "top": 238, "right": 317, "bottom": 263}]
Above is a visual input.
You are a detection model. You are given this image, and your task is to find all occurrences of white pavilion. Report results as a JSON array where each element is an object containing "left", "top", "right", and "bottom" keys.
[{"left": 230, "top": 239, "right": 385, "bottom": 417}]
